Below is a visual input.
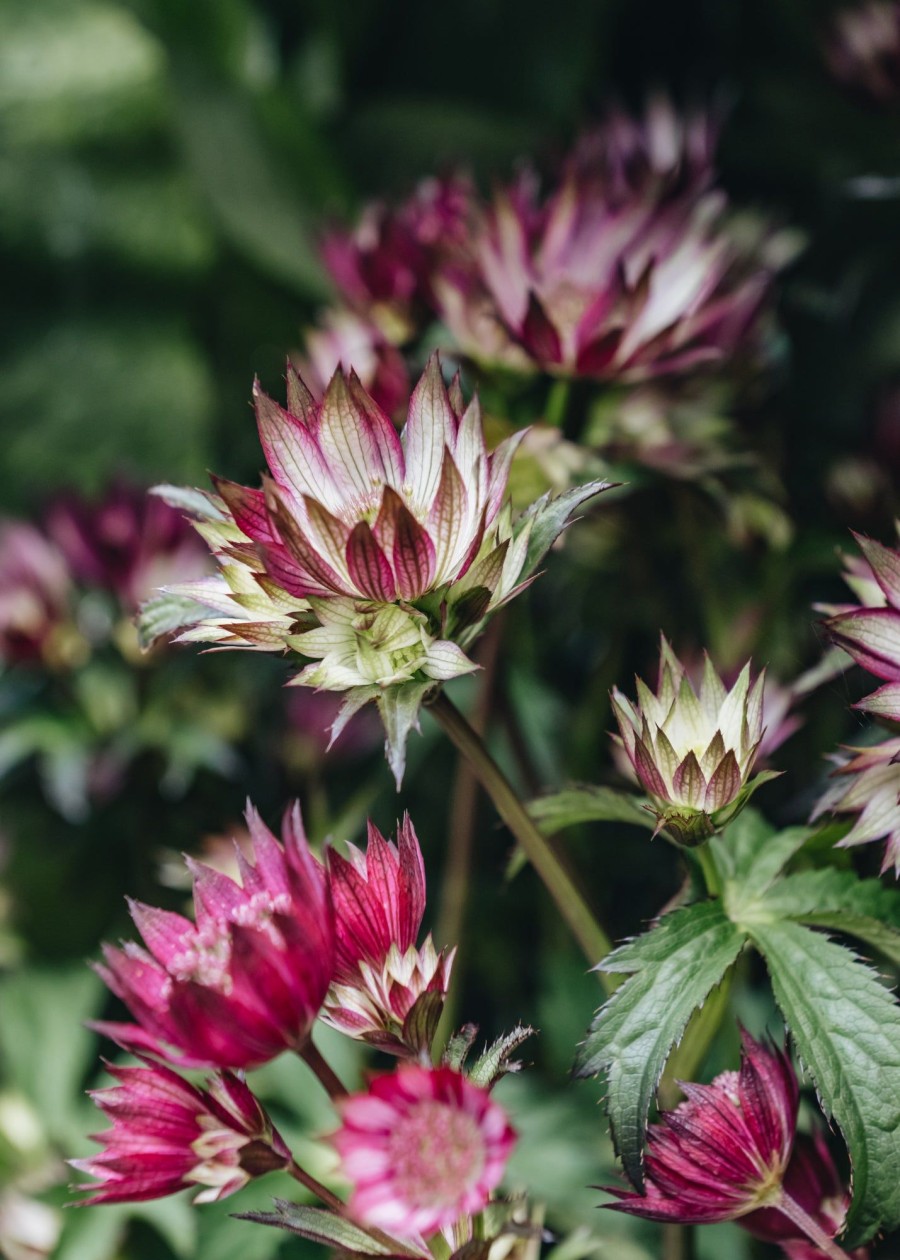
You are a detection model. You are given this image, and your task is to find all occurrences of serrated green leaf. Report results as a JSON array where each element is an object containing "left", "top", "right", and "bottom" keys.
[
  {"left": 750, "top": 920, "right": 900, "bottom": 1245},
  {"left": 237, "top": 1201, "right": 399, "bottom": 1255},
  {"left": 710, "top": 809, "right": 810, "bottom": 896},
  {"left": 574, "top": 900, "right": 747, "bottom": 1185},
  {"left": 527, "top": 785, "right": 654, "bottom": 834},
  {"left": 516, "top": 478, "right": 613, "bottom": 581},
  {"left": 468, "top": 1025, "right": 534, "bottom": 1088}
]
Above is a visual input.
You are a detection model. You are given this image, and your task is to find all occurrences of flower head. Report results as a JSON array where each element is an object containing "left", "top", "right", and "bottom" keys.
[
  {"left": 823, "top": 530, "right": 900, "bottom": 721},
  {"left": 812, "top": 736, "right": 900, "bottom": 877},
  {"left": 333, "top": 1065, "right": 516, "bottom": 1238},
  {"left": 825, "top": 1, "right": 900, "bottom": 107},
  {"left": 47, "top": 481, "right": 208, "bottom": 614},
  {"left": 606, "top": 1033, "right": 798, "bottom": 1224},
  {"left": 0, "top": 521, "right": 74, "bottom": 667},
  {"left": 611, "top": 637, "right": 766, "bottom": 843},
  {"left": 94, "top": 802, "right": 334, "bottom": 1070},
  {"left": 323, "top": 815, "right": 454, "bottom": 1057},
  {"left": 71, "top": 1059, "right": 289, "bottom": 1205},
  {"left": 295, "top": 309, "right": 410, "bottom": 421},
  {"left": 434, "top": 119, "right": 789, "bottom": 383}
]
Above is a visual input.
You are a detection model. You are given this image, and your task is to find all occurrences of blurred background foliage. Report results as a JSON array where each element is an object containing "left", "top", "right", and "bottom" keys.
[{"left": 2, "top": 0, "right": 900, "bottom": 1257}]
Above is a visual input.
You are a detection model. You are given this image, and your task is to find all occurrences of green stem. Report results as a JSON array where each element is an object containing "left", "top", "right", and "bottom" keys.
[
  {"left": 694, "top": 844, "right": 721, "bottom": 897},
  {"left": 299, "top": 1040, "right": 348, "bottom": 1101},
  {"left": 545, "top": 377, "right": 572, "bottom": 430},
  {"left": 662, "top": 1223, "right": 693, "bottom": 1260},
  {"left": 428, "top": 691, "right": 615, "bottom": 984}
]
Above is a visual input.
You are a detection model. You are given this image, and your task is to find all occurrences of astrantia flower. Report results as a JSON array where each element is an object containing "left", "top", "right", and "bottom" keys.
[
  {"left": 0, "top": 521, "right": 75, "bottom": 667},
  {"left": 611, "top": 637, "right": 768, "bottom": 843},
  {"left": 323, "top": 815, "right": 454, "bottom": 1057},
  {"left": 434, "top": 127, "right": 789, "bottom": 383},
  {"left": 147, "top": 354, "right": 608, "bottom": 782},
  {"left": 825, "top": 0, "right": 900, "bottom": 106},
  {"left": 47, "top": 481, "right": 208, "bottom": 614},
  {"left": 71, "top": 1059, "right": 290, "bottom": 1205},
  {"left": 606, "top": 1033, "right": 798, "bottom": 1224},
  {"left": 812, "top": 736, "right": 900, "bottom": 877},
  {"left": 333, "top": 1065, "right": 515, "bottom": 1238},
  {"left": 94, "top": 802, "right": 333, "bottom": 1070},
  {"left": 823, "top": 531, "right": 900, "bottom": 720}
]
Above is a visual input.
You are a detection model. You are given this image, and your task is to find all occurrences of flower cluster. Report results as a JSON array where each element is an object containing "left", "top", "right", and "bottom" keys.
[
  {"left": 825, "top": 0, "right": 900, "bottom": 107},
  {"left": 611, "top": 637, "right": 767, "bottom": 843}
]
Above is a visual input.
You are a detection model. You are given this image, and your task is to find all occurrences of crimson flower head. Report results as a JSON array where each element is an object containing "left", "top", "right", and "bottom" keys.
[
  {"left": 322, "top": 815, "right": 454, "bottom": 1057},
  {"left": 333, "top": 1064, "right": 516, "bottom": 1239},
  {"left": 607, "top": 1033, "right": 798, "bottom": 1225},
  {"left": 94, "top": 802, "right": 334, "bottom": 1070},
  {"left": 71, "top": 1059, "right": 290, "bottom": 1205}
]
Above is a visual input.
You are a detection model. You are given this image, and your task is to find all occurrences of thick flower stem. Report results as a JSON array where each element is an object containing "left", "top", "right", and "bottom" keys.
[
  {"left": 429, "top": 691, "right": 614, "bottom": 983},
  {"left": 776, "top": 1192, "right": 855, "bottom": 1260},
  {"left": 299, "top": 1041, "right": 348, "bottom": 1101}
]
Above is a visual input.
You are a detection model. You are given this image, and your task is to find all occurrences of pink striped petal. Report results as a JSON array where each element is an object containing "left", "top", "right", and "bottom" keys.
[{"left": 346, "top": 522, "right": 397, "bottom": 601}]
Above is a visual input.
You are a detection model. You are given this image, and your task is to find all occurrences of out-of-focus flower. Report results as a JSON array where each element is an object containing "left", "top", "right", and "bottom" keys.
[
  {"left": 46, "top": 480, "right": 209, "bottom": 614},
  {"left": 0, "top": 522, "right": 77, "bottom": 667},
  {"left": 812, "top": 736, "right": 900, "bottom": 877},
  {"left": 71, "top": 1058, "right": 290, "bottom": 1205},
  {"left": 823, "top": 530, "right": 900, "bottom": 720},
  {"left": 744, "top": 1132, "right": 868, "bottom": 1259},
  {"left": 284, "top": 688, "right": 382, "bottom": 770},
  {"left": 148, "top": 355, "right": 608, "bottom": 782},
  {"left": 333, "top": 1064, "right": 516, "bottom": 1238},
  {"left": 825, "top": 1, "right": 900, "bottom": 106},
  {"left": 606, "top": 1033, "right": 798, "bottom": 1224},
  {"left": 323, "top": 815, "right": 454, "bottom": 1057},
  {"left": 434, "top": 127, "right": 791, "bottom": 383},
  {"left": 0, "top": 1190, "right": 61, "bottom": 1260},
  {"left": 93, "top": 802, "right": 334, "bottom": 1070},
  {"left": 321, "top": 176, "right": 471, "bottom": 343},
  {"left": 295, "top": 309, "right": 410, "bottom": 421},
  {"left": 611, "top": 637, "right": 768, "bottom": 843}
]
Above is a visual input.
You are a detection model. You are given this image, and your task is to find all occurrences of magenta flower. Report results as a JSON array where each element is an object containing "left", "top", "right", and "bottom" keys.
[
  {"left": 0, "top": 521, "right": 74, "bottom": 667},
  {"left": 823, "top": 531, "right": 900, "bottom": 721},
  {"left": 321, "top": 177, "right": 470, "bottom": 343},
  {"left": 825, "top": 1, "right": 900, "bottom": 106},
  {"left": 333, "top": 1065, "right": 516, "bottom": 1238},
  {"left": 46, "top": 480, "right": 208, "bottom": 614},
  {"left": 812, "top": 736, "right": 900, "bottom": 877},
  {"left": 94, "top": 802, "right": 334, "bottom": 1070},
  {"left": 71, "top": 1059, "right": 290, "bottom": 1205},
  {"left": 607, "top": 1033, "right": 798, "bottom": 1224},
  {"left": 434, "top": 118, "right": 789, "bottom": 383},
  {"left": 323, "top": 815, "right": 454, "bottom": 1057}
]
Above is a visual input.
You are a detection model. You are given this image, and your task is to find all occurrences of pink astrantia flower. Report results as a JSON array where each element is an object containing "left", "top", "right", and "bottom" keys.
[
  {"left": 0, "top": 521, "right": 74, "bottom": 667},
  {"left": 94, "top": 802, "right": 334, "bottom": 1070},
  {"left": 71, "top": 1059, "right": 290, "bottom": 1205},
  {"left": 323, "top": 815, "right": 454, "bottom": 1057},
  {"left": 825, "top": 1, "right": 900, "bottom": 107},
  {"left": 333, "top": 1065, "right": 516, "bottom": 1238},
  {"left": 295, "top": 309, "right": 410, "bottom": 421},
  {"left": 434, "top": 113, "right": 790, "bottom": 383},
  {"left": 46, "top": 481, "right": 209, "bottom": 614},
  {"left": 606, "top": 1033, "right": 798, "bottom": 1224},
  {"left": 611, "top": 636, "right": 767, "bottom": 843},
  {"left": 823, "top": 531, "right": 900, "bottom": 721},
  {"left": 812, "top": 736, "right": 900, "bottom": 877}
]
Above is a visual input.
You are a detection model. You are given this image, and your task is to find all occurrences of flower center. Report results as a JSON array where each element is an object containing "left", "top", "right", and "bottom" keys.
[
  {"left": 169, "top": 929, "right": 232, "bottom": 990},
  {"left": 387, "top": 1100, "right": 486, "bottom": 1209}
]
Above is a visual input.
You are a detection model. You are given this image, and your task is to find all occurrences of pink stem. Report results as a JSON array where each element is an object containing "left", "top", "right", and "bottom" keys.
[{"left": 776, "top": 1191, "right": 855, "bottom": 1260}]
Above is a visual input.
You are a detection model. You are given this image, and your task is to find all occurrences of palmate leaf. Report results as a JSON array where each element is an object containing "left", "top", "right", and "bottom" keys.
[
  {"left": 750, "top": 921, "right": 900, "bottom": 1246},
  {"left": 709, "top": 808, "right": 811, "bottom": 895},
  {"left": 527, "top": 785, "right": 655, "bottom": 833},
  {"left": 761, "top": 868, "right": 900, "bottom": 965},
  {"left": 573, "top": 900, "right": 747, "bottom": 1186}
]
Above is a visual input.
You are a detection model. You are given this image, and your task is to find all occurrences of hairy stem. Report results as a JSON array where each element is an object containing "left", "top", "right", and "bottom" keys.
[
  {"left": 299, "top": 1040, "right": 348, "bottom": 1101},
  {"left": 776, "top": 1191, "right": 855, "bottom": 1260},
  {"left": 429, "top": 690, "right": 614, "bottom": 982}
]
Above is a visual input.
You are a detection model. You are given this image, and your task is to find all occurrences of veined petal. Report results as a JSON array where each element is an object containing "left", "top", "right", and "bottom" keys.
[
  {"left": 403, "top": 353, "right": 457, "bottom": 515},
  {"left": 346, "top": 523, "right": 397, "bottom": 601}
]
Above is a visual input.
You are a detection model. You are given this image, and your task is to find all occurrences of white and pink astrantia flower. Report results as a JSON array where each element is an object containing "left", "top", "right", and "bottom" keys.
[
  {"left": 322, "top": 815, "right": 454, "bottom": 1057},
  {"left": 612, "top": 637, "right": 767, "bottom": 843},
  {"left": 812, "top": 736, "right": 900, "bottom": 878},
  {"left": 824, "top": 530, "right": 900, "bottom": 722},
  {"left": 333, "top": 1064, "right": 516, "bottom": 1239},
  {"left": 71, "top": 1059, "right": 290, "bottom": 1205}
]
